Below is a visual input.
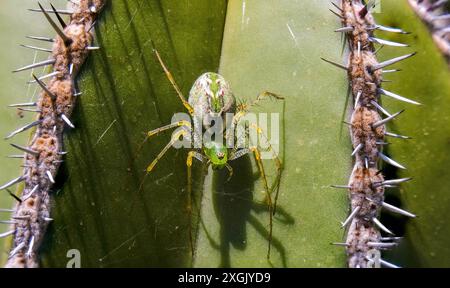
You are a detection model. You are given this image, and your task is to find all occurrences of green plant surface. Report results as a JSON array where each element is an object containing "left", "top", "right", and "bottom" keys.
[
  {"left": 3, "top": 0, "right": 449, "bottom": 269},
  {"left": 34, "top": 0, "right": 227, "bottom": 267},
  {"left": 0, "top": 0, "right": 67, "bottom": 266},
  {"left": 374, "top": 1, "right": 450, "bottom": 268},
  {"left": 193, "top": 0, "right": 350, "bottom": 268}
]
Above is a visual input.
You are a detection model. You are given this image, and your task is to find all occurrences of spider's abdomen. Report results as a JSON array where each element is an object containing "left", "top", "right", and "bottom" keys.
[{"left": 188, "top": 72, "right": 236, "bottom": 130}]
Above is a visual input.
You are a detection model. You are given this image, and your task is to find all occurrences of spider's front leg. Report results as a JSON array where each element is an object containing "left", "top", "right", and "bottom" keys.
[
  {"left": 137, "top": 123, "right": 192, "bottom": 194},
  {"left": 152, "top": 42, "right": 194, "bottom": 115}
]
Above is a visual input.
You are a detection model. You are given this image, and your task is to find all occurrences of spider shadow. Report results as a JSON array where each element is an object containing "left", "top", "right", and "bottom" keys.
[{"left": 200, "top": 154, "right": 292, "bottom": 267}]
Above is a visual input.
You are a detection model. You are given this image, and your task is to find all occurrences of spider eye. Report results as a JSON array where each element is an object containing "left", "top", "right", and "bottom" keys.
[{"left": 217, "top": 152, "right": 225, "bottom": 159}]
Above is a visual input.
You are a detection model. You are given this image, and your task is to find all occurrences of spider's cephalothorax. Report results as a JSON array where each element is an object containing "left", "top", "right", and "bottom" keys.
[
  {"left": 142, "top": 47, "right": 284, "bottom": 259},
  {"left": 204, "top": 141, "right": 228, "bottom": 170}
]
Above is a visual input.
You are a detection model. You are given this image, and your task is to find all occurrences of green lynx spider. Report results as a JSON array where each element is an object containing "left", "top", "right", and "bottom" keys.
[{"left": 143, "top": 46, "right": 284, "bottom": 258}]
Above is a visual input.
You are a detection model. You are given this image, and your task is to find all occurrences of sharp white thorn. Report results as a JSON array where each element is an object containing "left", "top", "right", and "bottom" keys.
[
  {"left": 375, "top": 25, "right": 409, "bottom": 34},
  {"left": 0, "top": 230, "right": 15, "bottom": 238},
  {"left": 0, "top": 209, "right": 14, "bottom": 212},
  {"left": 27, "top": 71, "right": 60, "bottom": 84},
  {"left": 372, "top": 218, "right": 395, "bottom": 235},
  {"left": 382, "top": 202, "right": 416, "bottom": 218},
  {"left": 0, "top": 220, "right": 16, "bottom": 224},
  {"left": 381, "top": 237, "right": 403, "bottom": 242},
  {"left": 372, "top": 110, "right": 404, "bottom": 128},
  {"left": 379, "top": 152, "right": 406, "bottom": 169},
  {"left": 335, "top": 26, "right": 354, "bottom": 33},
  {"left": 9, "top": 242, "right": 25, "bottom": 258},
  {"left": 369, "top": 37, "right": 409, "bottom": 47},
  {"left": 13, "top": 59, "right": 55, "bottom": 73},
  {"left": 20, "top": 44, "right": 52, "bottom": 53},
  {"left": 7, "top": 155, "right": 25, "bottom": 159},
  {"left": 341, "top": 206, "right": 360, "bottom": 228},
  {"left": 379, "top": 89, "right": 421, "bottom": 105},
  {"left": 370, "top": 100, "right": 392, "bottom": 117},
  {"left": 8, "top": 102, "right": 37, "bottom": 108},
  {"left": 372, "top": 53, "right": 416, "bottom": 71},
  {"left": 382, "top": 178, "right": 412, "bottom": 185},
  {"left": 12, "top": 216, "right": 30, "bottom": 220},
  {"left": 354, "top": 91, "right": 362, "bottom": 109},
  {"left": 385, "top": 131, "right": 411, "bottom": 139},
  {"left": 351, "top": 143, "right": 363, "bottom": 157},
  {"left": 26, "top": 236, "right": 35, "bottom": 258},
  {"left": 61, "top": 114, "right": 75, "bottom": 128},
  {"left": 5, "top": 120, "right": 42, "bottom": 140},
  {"left": 367, "top": 242, "right": 398, "bottom": 248},
  {"left": 30, "top": 184, "right": 39, "bottom": 195},
  {"left": 0, "top": 176, "right": 26, "bottom": 190},
  {"left": 380, "top": 259, "right": 401, "bottom": 268},
  {"left": 382, "top": 69, "right": 401, "bottom": 73},
  {"left": 46, "top": 171, "right": 55, "bottom": 183},
  {"left": 357, "top": 41, "right": 361, "bottom": 57},
  {"left": 26, "top": 35, "right": 54, "bottom": 42},
  {"left": 22, "top": 185, "right": 39, "bottom": 201},
  {"left": 29, "top": 8, "right": 74, "bottom": 15}
]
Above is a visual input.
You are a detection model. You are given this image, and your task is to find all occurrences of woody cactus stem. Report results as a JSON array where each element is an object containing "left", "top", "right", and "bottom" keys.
[
  {"left": 408, "top": 0, "right": 450, "bottom": 65},
  {"left": 1, "top": 0, "right": 106, "bottom": 268},
  {"left": 326, "top": 0, "right": 418, "bottom": 268}
]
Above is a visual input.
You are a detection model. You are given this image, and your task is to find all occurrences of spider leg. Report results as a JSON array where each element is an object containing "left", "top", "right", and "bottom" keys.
[
  {"left": 224, "top": 163, "right": 234, "bottom": 182},
  {"left": 152, "top": 44, "right": 194, "bottom": 115},
  {"left": 227, "top": 91, "right": 283, "bottom": 148},
  {"left": 250, "top": 146, "right": 273, "bottom": 259},
  {"left": 249, "top": 123, "right": 283, "bottom": 215},
  {"left": 186, "top": 151, "right": 205, "bottom": 257},
  {"left": 147, "top": 120, "right": 192, "bottom": 138},
  {"left": 135, "top": 121, "right": 192, "bottom": 162}
]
